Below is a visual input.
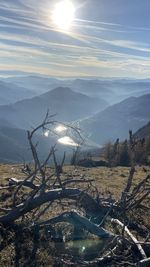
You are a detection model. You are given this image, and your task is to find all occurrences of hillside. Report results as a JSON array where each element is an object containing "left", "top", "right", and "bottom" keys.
[
  {"left": 4, "top": 75, "right": 62, "bottom": 94},
  {"left": 134, "top": 121, "right": 150, "bottom": 139},
  {"left": 0, "top": 87, "right": 108, "bottom": 129},
  {"left": 0, "top": 127, "right": 30, "bottom": 162},
  {"left": 0, "top": 80, "right": 35, "bottom": 105},
  {"left": 80, "top": 94, "right": 150, "bottom": 144},
  {"left": 0, "top": 126, "right": 60, "bottom": 163}
]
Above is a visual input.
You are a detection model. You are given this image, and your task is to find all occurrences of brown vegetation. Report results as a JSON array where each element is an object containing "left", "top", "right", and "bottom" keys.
[{"left": 104, "top": 131, "right": 150, "bottom": 167}]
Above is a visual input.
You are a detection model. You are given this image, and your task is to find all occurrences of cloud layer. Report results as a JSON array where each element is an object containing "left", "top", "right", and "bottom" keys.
[{"left": 0, "top": 0, "right": 150, "bottom": 78}]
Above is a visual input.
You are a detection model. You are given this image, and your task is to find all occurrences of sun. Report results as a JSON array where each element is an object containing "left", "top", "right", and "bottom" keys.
[{"left": 52, "top": 0, "right": 75, "bottom": 31}]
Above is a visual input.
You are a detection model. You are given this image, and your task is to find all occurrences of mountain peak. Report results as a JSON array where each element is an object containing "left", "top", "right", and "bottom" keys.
[
  {"left": 43, "top": 87, "right": 76, "bottom": 99},
  {"left": 50, "top": 87, "right": 73, "bottom": 94}
]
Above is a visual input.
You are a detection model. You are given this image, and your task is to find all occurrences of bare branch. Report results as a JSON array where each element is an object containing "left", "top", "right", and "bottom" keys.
[
  {"left": 35, "top": 210, "right": 114, "bottom": 238},
  {"left": 0, "top": 188, "right": 101, "bottom": 225},
  {"left": 111, "top": 219, "right": 147, "bottom": 259},
  {"left": 138, "top": 257, "right": 150, "bottom": 267}
]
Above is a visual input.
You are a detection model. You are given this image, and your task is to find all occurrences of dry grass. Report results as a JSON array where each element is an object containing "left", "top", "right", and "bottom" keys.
[
  {"left": 0, "top": 163, "right": 149, "bottom": 222},
  {"left": 0, "top": 163, "right": 150, "bottom": 211},
  {"left": 0, "top": 164, "right": 25, "bottom": 183},
  {"left": 64, "top": 165, "right": 150, "bottom": 199}
]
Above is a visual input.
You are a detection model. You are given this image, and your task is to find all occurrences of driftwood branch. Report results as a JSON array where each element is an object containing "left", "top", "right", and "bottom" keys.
[
  {"left": 0, "top": 188, "right": 100, "bottom": 225},
  {"left": 111, "top": 218, "right": 147, "bottom": 259},
  {"left": 120, "top": 167, "right": 135, "bottom": 203},
  {"left": 52, "top": 148, "right": 63, "bottom": 188},
  {"left": 36, "top": 210, "right": 114, "bottom": 238}
]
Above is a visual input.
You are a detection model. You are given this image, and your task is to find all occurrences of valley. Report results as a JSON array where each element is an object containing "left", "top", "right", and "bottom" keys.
[{"left": 0, "top": 76, "right": 149, "bottom": 163}]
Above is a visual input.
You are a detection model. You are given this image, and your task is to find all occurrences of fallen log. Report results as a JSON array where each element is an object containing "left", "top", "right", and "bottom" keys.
[
  {"left": 0, "top": 188, "right": 100, "bottom": 225},
  {"left": 36, "top": 210, "right": 114, "bottom": 238}
]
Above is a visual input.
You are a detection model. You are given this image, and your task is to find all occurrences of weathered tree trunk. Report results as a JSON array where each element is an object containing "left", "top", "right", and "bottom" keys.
[
  {"left": 36, "top": 210, "right": 114, "bottom": 238},
  {"left": 0, "top": 188, "right": 100, "bottom": 225}
]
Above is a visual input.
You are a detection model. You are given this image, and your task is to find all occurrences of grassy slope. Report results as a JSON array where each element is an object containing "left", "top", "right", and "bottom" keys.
[
  {"left": 0, "top": 164, "right": 149, "bottom": 220},
  {"left": 0, "top": 163, "right": 149, "bottom": 196}
]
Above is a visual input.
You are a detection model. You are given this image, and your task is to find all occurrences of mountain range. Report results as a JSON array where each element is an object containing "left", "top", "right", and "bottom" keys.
[
  {"left": 0, "top": 80, "right": 35, "bottom": 105},
  {"left": 0, "top": 87, "right": 108, "bottom": 129},
  {"left": 80, "top": 94, "right": 150, "bottom": 144},
  {"left": 4, "top": 76, "right": 150, "bottom": 105},
  {"left": 4, "top": 75, "right": 62, "bottom": 94},
  {"left": 0, "top": 75, "right": 150, "bottom": 162}
]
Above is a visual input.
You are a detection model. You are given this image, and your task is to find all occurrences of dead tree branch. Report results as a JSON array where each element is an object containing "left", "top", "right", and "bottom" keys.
[
  {"left": 0, "top": 188, "right": 100, "bottom": 225},
  {"left": 138, "top": 257, "right": 150, "bottom": 267},
  {"left": 111, "top": 218, "right": 147, "bottom": 259},
  {"left": 35, "top": 210, "right": 114, "bottom": 238}
]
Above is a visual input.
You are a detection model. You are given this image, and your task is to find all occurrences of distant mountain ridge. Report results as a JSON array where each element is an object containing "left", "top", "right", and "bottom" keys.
[
  {"left": 80, "top": 94, "right": 150, "bottom": 144},
  {"left": 4, "top": 76, "right": 150, "bottom": 105},
  {"left": 134, "top": 122, "right": 150, "bottom": 139},
  {"left": 0, "top": 80, "right": 35, "bottom": 105},
  {"left": 0, "top": 87, "right": 108, "bottom": 129},
  {"left": 4, "top": 75, "right": 63, "bottom": 94},
  {"left": 0, "top": 75, "right": 150, "bottom": 163}
]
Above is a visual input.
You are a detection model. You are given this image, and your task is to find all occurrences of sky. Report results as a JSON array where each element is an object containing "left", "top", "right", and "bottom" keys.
[{"left": 0, "top": 0, "right": 150, "bottom": 78}]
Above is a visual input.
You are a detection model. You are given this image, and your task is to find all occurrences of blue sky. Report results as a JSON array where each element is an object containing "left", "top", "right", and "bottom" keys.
[{"left": 0, "top": 0, "right": 150, "bottom": 78}]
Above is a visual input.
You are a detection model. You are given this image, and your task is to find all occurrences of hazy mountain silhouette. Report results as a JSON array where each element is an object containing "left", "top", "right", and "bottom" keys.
[
  {"left": 5, "top": 76, "right": 63, "bottom": 94},
  {"left": 80, "top": 94, "right": 150, "bottom": 144},
  {"left": 0, "top": 126, "right": 30, "bottom": 162},
  {"left": 5, "top": 75, "right": 150, "bottom": 105},
  {"left": 71, "top": 79, "right": 150, "bottom": 104},
  {"left": 0, "top": 126, "right": 67, "bottom": 163},
  {"left": 0, "top": 80, "right": 35, "bottom": 105},
  {"left": 71, "top": 79, "right": 113, "bottom": 96},
  {"left": 0, "top": 87, "right": 108, "bottom": 129},
  {"left": 0, "top": 76, "right": 150, "bottom": 162},
  {"left": 134, "top": 121, "right": 150, "bottom": 139}
]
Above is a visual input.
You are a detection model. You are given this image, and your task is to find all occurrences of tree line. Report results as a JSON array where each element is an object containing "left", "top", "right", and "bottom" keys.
[{"left": 104, "top": 131, "right": 150, "bottom": 167}]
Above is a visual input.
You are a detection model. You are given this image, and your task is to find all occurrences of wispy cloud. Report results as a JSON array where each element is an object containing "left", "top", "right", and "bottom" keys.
[{"left": 0, "top": 0, "right": 150, "bottom": 77}]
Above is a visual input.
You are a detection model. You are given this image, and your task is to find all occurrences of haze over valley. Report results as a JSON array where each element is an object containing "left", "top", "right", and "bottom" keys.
[{"left": 0, "top": 75, "right": 150, "bottom": 162}]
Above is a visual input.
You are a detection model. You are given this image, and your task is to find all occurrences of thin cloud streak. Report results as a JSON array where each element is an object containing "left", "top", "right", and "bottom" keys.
[
  {"left": 1, "top": 30, "right": 150, "bottom": 62},
  {"left": 0, "top": 0, "right": 150, "bottom": 77}
]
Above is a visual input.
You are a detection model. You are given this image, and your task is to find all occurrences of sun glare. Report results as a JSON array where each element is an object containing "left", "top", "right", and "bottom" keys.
[
  {"left": 55, "top": 125, "right": 67, "bottom": 133},
  {"left": 44, "top": 130, "right": 49, "bottom": 137},
  {"left": 58, "top": 136, "right": 78, "bottom": 146},
  {"left": 52, "top": 0, "right": 75, "bottom": 31}
]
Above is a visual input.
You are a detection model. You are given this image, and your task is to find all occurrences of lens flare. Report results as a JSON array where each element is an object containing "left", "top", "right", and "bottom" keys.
[
  {"left": 55, "top": 125, "right": 67, "bottom": 133},
  {"left": 58, "top": 136, "right": 78, "bottom": 146}
]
